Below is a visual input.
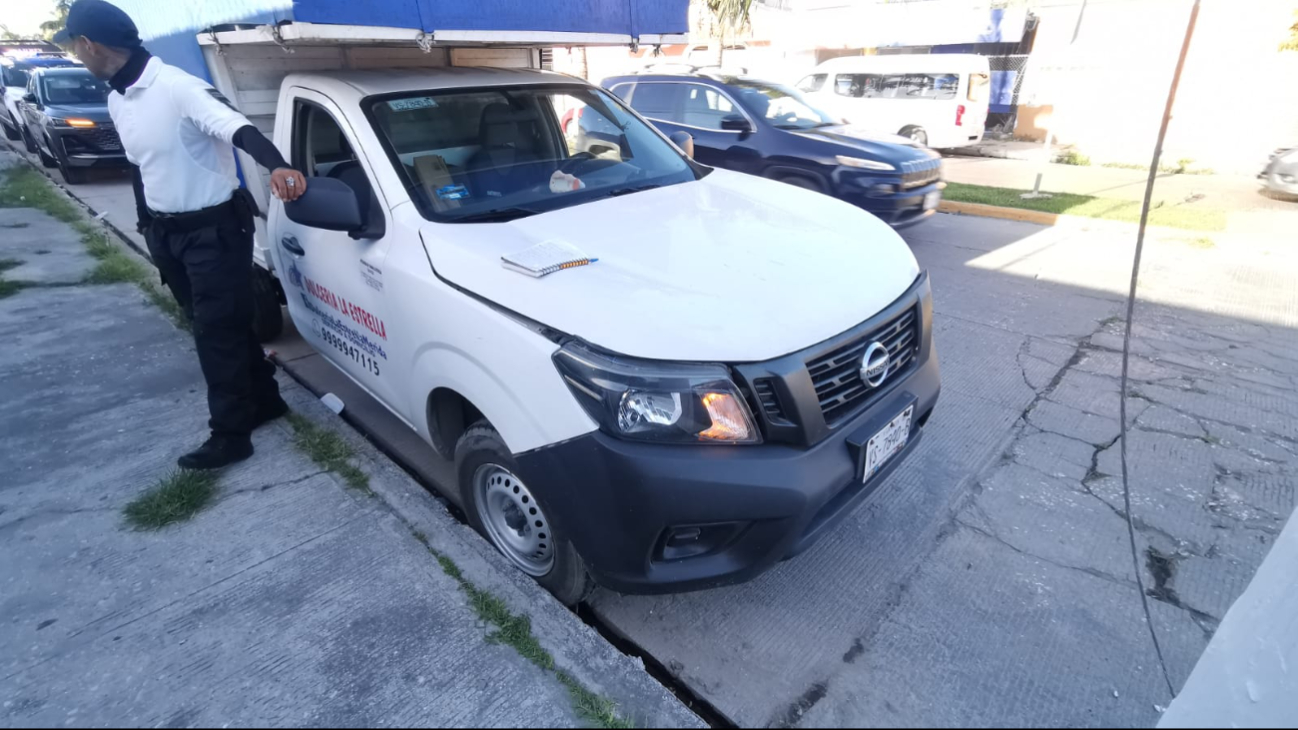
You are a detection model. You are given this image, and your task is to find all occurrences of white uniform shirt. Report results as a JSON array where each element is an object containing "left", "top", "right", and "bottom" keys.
[{"left": 108, "top": 57, "right": 251, "bottom": 214}]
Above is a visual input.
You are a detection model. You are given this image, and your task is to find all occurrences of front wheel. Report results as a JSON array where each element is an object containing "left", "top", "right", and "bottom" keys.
[
  {"left": 456, "top": 422, "right": 593, "bottom": 605},
  {"left": 2, "top": 121, "right": 19, "bottom": 141},
  {"left": 37, "top": 137, "right": 58, "bottom": 168},
  {"left": 21, "top": 125, "right": 37, "bottom": 153},
  {"left": 57, "top": 158, "right": 85, "bottom": 185}
]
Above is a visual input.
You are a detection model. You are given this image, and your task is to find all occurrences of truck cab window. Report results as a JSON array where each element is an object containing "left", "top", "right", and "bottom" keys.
[
  {"left": 366, "top": 84, "right": 698, "bottom": 223},
  {"left": 293, "top": 100, "right": 382, "bottom": 236}
]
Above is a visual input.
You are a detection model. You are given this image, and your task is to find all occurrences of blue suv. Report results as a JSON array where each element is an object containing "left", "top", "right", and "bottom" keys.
[{"left": 601, "top": 74, "right": 944, "bottom": 228}]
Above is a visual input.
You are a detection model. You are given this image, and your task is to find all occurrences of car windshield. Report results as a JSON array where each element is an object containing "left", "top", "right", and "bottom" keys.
[
  {"left": 40, "top": 71, "right": 109, "bottom": 105},
  {"left": 727, "top": 79, "right": 837, "bottom": 130},
  {"left": 366, "top": 84, "right": 700, "bottom": 223}
]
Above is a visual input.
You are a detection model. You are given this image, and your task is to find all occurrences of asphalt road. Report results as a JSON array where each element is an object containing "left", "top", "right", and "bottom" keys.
[{"left": 8, "top": 141, "right": 1297, "bottom": 727}]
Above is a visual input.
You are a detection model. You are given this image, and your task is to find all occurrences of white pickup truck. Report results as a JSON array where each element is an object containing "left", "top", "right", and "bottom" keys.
[{"left": 200, "top": 25, "right": 940, "bottom": 604}]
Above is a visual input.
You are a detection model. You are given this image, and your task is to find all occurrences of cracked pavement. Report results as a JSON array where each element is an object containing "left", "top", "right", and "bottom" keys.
[{"left": 589, "top": 213, "right": 1298, "bottom": 727}]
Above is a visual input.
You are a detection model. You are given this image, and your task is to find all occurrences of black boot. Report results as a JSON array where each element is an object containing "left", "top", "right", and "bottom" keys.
[
  {"left": 254, "top": 397, "right": 290, "bottom": 429},
  {"left": 178, "top": 434, "right": 254, "bottom": 470}
]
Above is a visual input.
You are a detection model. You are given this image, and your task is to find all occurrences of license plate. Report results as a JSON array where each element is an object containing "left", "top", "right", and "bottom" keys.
[
  {"left": 923, "top": 191, "right": 941, "bottom": 210},
  {"left": 863, "top": 405, "right": 914, "bottom": 482}
]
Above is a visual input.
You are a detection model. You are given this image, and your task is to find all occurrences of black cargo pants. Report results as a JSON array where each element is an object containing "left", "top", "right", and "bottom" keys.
[{"left": 144, "top": 190, "right": 281, "bottom": 437}]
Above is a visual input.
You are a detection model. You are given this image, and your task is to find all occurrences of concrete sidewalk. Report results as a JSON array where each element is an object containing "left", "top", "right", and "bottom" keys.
[{"left": 0, "top": 152, "right": 699, "bottom": 728}]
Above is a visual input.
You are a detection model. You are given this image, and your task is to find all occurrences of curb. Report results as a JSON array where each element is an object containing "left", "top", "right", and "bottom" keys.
[{"left": 938, "top": 199, "right": 1063, "bottom": 226}]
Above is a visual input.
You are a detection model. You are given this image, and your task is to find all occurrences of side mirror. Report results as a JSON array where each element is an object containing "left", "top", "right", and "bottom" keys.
[
  {"left": 284, "top": 177, "right": 363, "bottom": 232},
  {"left": 22, "top": 92, "right": 37, "bottom": 104},
  {"left": 720, "top": 114, "right": 752, "bottom": 134},
  {"left": 669, "top": 131, "right": 695, "bottom": 159}
]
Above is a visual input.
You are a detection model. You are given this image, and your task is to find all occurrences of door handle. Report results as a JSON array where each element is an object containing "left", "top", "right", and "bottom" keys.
[{"left": 281, "top": 235, "right": 305, "bottom": 256}]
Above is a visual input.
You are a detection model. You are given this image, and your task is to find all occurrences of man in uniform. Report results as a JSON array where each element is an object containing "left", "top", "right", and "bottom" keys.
[{"left": 56, "top": 0, "right": 308, "bottom": 469}]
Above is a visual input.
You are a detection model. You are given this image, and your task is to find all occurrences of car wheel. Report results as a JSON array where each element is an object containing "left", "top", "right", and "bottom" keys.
[
  {"left": 250, "top": 265, "right": 284, "bottom": 342},
  {"left": 57, "top": 158, "right": 85, "bottom": 185},
  {"left": 777, "top": 174, "right": 824, "bottom": 193},
  {"left": 455, "top": 422, "right": 593, "bottom": 606},
  {"left": 900, "top": 126, "right": 928, "bottom": 146},
  {"left": 2, "top": 121, "right": 19, "bottom": 141},
  {"left": 21, "top": 125, "right": 37, "bottom": 154},
  {"left": 37, "top": 137, "right": 58, "bottom": 168}
]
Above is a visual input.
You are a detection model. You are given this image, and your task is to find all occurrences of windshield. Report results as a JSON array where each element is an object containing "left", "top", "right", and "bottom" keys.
[
  {"left": 40, "top": 71, "right": 109, "bottom": 105},
  {"left": 366, "top": 84, "right": 699, "bottom": 223},
  {"left": 727, "top": 79, "right": 836, "bottom": 130}
]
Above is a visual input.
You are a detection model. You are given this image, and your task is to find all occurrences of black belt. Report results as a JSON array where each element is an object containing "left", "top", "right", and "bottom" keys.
[{"left": 149, "top": 189, "right": 258, "bottom": 234}]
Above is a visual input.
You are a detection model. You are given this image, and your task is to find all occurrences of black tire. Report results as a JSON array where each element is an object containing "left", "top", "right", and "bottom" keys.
[
  {"left": 58, "top": 158, "right": 85, "bottom": 185},
  {"left": 900, "top": 125, "right": 928, "bottom": 146},
  {"left": 250, "top": 266, "right": 284, "bottom": 343},
  {"left": 37, "top": 137, "right": 58, "bottom": 168},
  {"left": 21, "top": 125, "right": 37, "bottom": 154},
  {"left": 455, "top": 422, "right": 593, "bottom": 606},
  {"left": 777, "top": 174, "right": 824, "bottom": 193},
  {"left": 2, "top": 121, "right": 19, "bottom": 141}
]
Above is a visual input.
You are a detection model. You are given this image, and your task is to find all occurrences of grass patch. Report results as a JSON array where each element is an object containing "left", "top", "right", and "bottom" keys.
[
  {"left": 0, "top": 167, "right": 189, "bottom": 329},
  {"left": 1055, "top": 149, "right": 1090, "bottom": 166},
  {"left": 123, "top": 469, "right": 218, "bottom": 530},
  {"left": 0, "top": 166, "right": 81, "bottom": 222},
  {"left": 285, "top": 412, "right": 371, "bottom": 493},
  {"left": 425, "top": 544, "right": 632, "bottom": 729},
  {"left": 0, "top": 259, "right": 20, "bottom": 274},
  {"left": 1185, "top": 236, "right": 1215, "bottom": 249},
  {"left": 0, "top": 279, "right": 31, "bottom": 299},
  {"left": 943, "top": 182, "right": 1226, "bottom": 231}
]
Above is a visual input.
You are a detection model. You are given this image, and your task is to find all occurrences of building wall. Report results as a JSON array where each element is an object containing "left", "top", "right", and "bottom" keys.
[{"left": 1020, "top": 0, "right": 1298, "bottom": 172}]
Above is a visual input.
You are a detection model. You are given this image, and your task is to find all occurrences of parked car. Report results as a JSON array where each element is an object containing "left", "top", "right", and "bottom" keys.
[
  {"left": 253, "top": 66, "right": 940, "bottom": 603},
  {"left": 19, "top": 66, "right": 126, "bottom": 183},
  {"left": 0, "top": 56, "right": 77, "bottom": 143},
  {"left": 796, "top": 54, "right": 990, "bottom": 149},
  {"left": 602, "top": 73, "right": 945, "bottom": 228},
  {"left": 1260, "top": 147, "right": 1297, "bottom": 201}
]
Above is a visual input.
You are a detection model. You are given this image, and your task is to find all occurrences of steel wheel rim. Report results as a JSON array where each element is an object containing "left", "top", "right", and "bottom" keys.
[{"left": 473, "top": 464, "right": 554, "bottom": 576}]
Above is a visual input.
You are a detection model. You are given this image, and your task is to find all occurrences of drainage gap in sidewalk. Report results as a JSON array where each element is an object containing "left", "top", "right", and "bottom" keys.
[
  {"left": 275, "top": 357, "right": 732, "bottom": 729},
  {"left": 576, "top": 603, "right": 737, "bottom": 730}
]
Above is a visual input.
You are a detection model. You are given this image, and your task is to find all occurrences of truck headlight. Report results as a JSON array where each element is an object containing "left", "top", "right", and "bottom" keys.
[
  {"left": 554, "top": 341, "right": 761, "bottom": 444},
  {"left": 837, "top": 155, "right": 895, "bottom": 172},
  {"left": 51, "top": 118, "right": 95, "bottom": 128}
]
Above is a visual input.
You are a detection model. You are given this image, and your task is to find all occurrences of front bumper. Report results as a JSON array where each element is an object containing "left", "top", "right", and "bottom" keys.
[
  {"left": 832, "top": 169, "right": 944, "bottom": 228},
  {"left": 516, "top": 274, "right": 940, "bottom": 594},
  {"left": 50, "top": 126, "right": 128, "bottom": 168}
]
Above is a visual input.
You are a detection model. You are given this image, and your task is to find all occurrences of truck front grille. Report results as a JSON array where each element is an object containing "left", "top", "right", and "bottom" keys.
[
  {"left": 806, "top": 307, "right": 918, "bottom": 425},
  {"left": 899, "top": 158, "right": 942, "bottom": 190}
]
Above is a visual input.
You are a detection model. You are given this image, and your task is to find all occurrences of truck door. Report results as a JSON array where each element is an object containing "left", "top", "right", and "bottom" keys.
[{"left": 272, "top": 90, "right": 400, "bottom": 406}]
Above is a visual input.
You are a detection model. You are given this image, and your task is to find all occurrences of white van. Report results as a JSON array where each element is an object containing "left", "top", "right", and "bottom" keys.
[
  {"left": 198, "top": 27, "right": 940, "bottom": 605},
  {"left": 796, "top": 54, "right": 990, "bottom": 149}
]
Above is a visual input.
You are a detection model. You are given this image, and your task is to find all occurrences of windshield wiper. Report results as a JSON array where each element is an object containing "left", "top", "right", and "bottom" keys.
[
  {"left": 450, "top": 207, "right": 540, "bottom": 223},
  {"left": 606, "top": 184, "right": 662, "bottom": 197}
]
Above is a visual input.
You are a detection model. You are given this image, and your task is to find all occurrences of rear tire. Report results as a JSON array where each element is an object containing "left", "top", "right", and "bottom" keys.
[
  {"left": 2, "top": 122, "right": 18, "bottom": 141},
  {"left": 900, "top": 125, "right": 928, "bottom": 146},
  {"left": 250, "top": 266, "right": 284, "bottom": 343},
  {"left": 455, "top": 422, "right": 593, "bottom": 606}
]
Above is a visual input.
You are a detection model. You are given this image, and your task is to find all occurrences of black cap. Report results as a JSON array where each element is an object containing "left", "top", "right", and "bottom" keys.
[{"left": 52, "top": 0, "right": 142, "bottom": 50}]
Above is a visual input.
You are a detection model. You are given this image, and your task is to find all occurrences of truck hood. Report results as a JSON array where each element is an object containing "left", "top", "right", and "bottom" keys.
[{"left": 422, "top": 169, "right": 920, "bottom": 362}]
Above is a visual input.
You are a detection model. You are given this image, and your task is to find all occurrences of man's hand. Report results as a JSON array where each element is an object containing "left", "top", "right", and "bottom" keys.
[{"left": 270, "top": 168, "right": 307, "bottom": 202}]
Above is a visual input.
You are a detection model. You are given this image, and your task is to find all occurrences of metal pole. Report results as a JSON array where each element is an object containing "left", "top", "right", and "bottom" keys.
[
  {"left": 1119, "top": 0, "right": 1201, "bottom": 701},
  {"left": 1022, "top": 0, "right": 1089, "bottom": 200}
]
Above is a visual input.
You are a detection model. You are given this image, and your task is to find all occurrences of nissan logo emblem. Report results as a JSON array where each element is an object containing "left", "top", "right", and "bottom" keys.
[{"left": 860, "top": 341, "right": 891, "bottom": 388}]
